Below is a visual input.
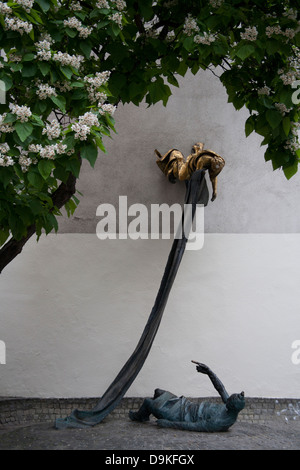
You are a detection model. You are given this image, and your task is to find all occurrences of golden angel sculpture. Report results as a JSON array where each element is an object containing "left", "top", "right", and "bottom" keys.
[{"left": 155, "top": 142, "right": 225, "bottom": 201}]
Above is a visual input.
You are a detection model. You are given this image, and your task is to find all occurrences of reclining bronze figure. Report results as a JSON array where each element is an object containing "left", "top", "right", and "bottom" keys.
[{"left": 129, "top": 362, "right": 245, "bottom": 432}]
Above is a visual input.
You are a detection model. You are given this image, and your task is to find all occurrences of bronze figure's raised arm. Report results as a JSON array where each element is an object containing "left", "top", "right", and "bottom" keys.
[
  {"left": 155, "top": 143, "right": 225, "bottom": 201},
  {"left": 129, "top": 362, "right": 245, "bottom": 433}
]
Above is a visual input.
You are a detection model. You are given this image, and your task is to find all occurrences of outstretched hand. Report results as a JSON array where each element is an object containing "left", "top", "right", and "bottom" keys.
[{"left": 195, "top": 363, "right": 210, "bottom": 374}]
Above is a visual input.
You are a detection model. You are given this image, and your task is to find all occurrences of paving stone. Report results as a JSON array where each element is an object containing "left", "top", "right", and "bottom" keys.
[
  {"left": 0, "top": 397, "right": 299, "bottom": 450},
  {"left": 0, "top": 416, "right": 299, "bottom": 450}
]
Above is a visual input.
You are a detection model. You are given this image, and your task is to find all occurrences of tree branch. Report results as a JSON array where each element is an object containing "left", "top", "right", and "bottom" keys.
[{"left": 0, "top": 171, "right": 78, "bottom": 274}]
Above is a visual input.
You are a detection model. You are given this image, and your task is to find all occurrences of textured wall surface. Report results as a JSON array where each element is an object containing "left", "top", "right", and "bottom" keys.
[{"left": 1, "top": 69, "right": 300, "bottom": 400}]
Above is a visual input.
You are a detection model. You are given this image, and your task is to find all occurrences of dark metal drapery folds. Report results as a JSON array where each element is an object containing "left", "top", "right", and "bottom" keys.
[{"left": 55, "top": 170, "right": 208, "bottom": 429}]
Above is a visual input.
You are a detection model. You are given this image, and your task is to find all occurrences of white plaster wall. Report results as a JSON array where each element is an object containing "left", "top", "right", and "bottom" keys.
[
  {"left": 0, "top": 234, "right": 299, "bottom": 399},
  {"left": 1, "top": 69, "right": 300, "bottom": 399}
]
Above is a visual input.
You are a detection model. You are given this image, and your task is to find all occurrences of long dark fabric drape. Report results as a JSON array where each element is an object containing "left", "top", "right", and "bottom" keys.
[{"left": 55, "top": 170, "right": 208, "bottom": 429}]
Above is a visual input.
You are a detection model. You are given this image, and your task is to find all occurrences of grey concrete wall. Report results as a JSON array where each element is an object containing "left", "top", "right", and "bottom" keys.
[{"left": 59, "top": 69, "right": 300, "bottom": 234}]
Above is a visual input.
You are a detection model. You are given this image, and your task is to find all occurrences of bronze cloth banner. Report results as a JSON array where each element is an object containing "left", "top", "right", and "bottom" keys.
[{"left": 55, "top": 169, "right": 209, "bottom": 429}]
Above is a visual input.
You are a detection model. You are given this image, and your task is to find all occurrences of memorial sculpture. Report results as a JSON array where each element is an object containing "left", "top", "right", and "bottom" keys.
[
  {"left": 155, "top": 142, "right": 225, "bottom": 201},
  {"left": 55, "top": 143, "right": 225, "bottom": 429},
  {"left": 129, "top": 361, "right": 245, "bottom": 432}
]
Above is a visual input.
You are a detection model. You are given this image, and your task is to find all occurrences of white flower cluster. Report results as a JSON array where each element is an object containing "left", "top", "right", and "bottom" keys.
[
  {"left": 70, "top": 1, "right": 82, "bottom": 11},
  {"left": 10, "top": 103, "right": 32, "bottom": 122},
  {"left": 29, "top": 143, "right": 67, "bottom": 159},
  {"left": 96, "top": 0, "right": 109, "bottom": 8},
  {"left": 275, "top": 102, "right": 291, "bottom": 116},
  {"left": 64, "top": 16, "right": 93, "bottom": 38},
  {"left": 278, "top": 48, "right": 300, "bottom": 85},
  {"left": 56, "top": 81, "right": 72, "bottom": 93},
  {"left": 209, "top": 0, "right": 224, "bottom": 7},
  {"left": 257, "top": 86, "right": 271, "bottom": 96},
  {"left": 240, "top": 26, "right": 258, "bottom": 41},
  {"left": 283, "top": 8, "right": 298, "bottom": 21},
  {"left": 0, "top": 143, "right": 14, "bottom": 168},
  {"left": 183, "top": 14, "right": 199, "bottom": 36},
  {"left": 36, "top": 83, "right": 57, "bottom": 100},
  {"left": 99, "top": 103, "right": 116, "bottom": 115},
  {"left": 4, "top": 16, "right": 33, "bottom": 35},
  {"left": 289, "top": 47, "right": 300, "bottom": 77},
  {"left": 166, "top": 30, "right": 176, "bottom": 42},
  {"left": 19, "top": 153, "right": 37, "bottom": 172},
  {"left": 0, "top": 143, "right": 10, "bottom": 153},
  {"left": 15, "top": 0, "right": 34, "bottom": 12},
  {"left": 144, "top": 23, "right": 159, "bottom": 39},
  {"left": 8, "top": 53, "right": 22, "bottom": 62},
  {"left": 53, "top": 51, "right": 85, "bottom": 69},
  {"left": 113, "top": 0, "right": 126, "bottom": 11},
  {"left": 109, "top": 12, "right": 123, "bottom": 29},
  {"left": 35, "top": 39, "right": 52, "bottom": 61},
  {"left": 284, "top": 122, "right": 300, "bottom": 154},
  {"left": 265, "top": 25, "right": 296, "bottom": 40},
  {"left": 42, "top": 120, "right": 61, "bottom": 140},
  {"left": 278, "top": 70, "right": 297, "bottom": 86},
  {"left": 163, "top": 0, "right": 178, "bottom": 7},
  {"left": 0, "top": 114, "right": 14, "bottom": 133},
  {"left": 84, "top": 71, "right": 110, "bottom": 103},
  {"left": 71, "top": 112, "right": 100, "bottom": 140},
  {"left": 194, "top": 32, "right": 216, "bottom": 45},
  {"left": 0, "top": 2, "right": 12, "bottom": 14}
]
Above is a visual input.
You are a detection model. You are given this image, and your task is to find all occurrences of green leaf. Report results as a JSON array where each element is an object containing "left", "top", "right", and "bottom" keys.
[
  {"left": 183, "top": 37, "right": 194, "bottom": 52},
  {"left": 177, "top": 61, "right": 188, "bottom": 77},
  {"left": 111, "top": 23, "right": 120, "bottom": 37},
  {"left": 38, "top": 160, "right": 55, "bottom": 180},
  {"left": 65, "top": 27, "right": 78, "bottom": 38},
  {"left": 60, "top": 66, "right": 73, "bottom": 80},
  {"left": 65, "top": 158, "right": 81, "bottom": 177},
  {"left": 245, "top": 116, "right": 255, "bottom": 137},
  {"left": 28, "top": 170, "right": 44, "bottom": 189},
  {"left": 31, "top": 114, "right": 44, "bottom": 126},
  {"left": 0, "top": 168, "right": 13, "bottom": 188},
  {"left": 3, "top": 113, "right": 16, "bottom": 124},
  {"left": 63, "top": 134, "right": 76, "bottom": 151},
  {"left": 282, "top": 117, "right": 291, "bottom": 137},
  {"left": 80, "top": 143, "right": 98, "bottom": 167},
  {"left": 29, "top": 199, "right": 43, "bottom": 216},
  {"left": 1, "top": 75, "right": 13, "bottom": 91},
  {"left": 93, "top": 134, "right": 106, "bottom": 153},
  {"left": 283, "top": 160, "right": 298, "bottom": 179},
  {"left": 15, "top": 122, "right": 33, "bottom": 142},
  {"left": 50, "top": 95, "right": 66, "bottom": 113},
  {"left": 64, "top": 198, "right": 77, "bottom": 217},
  {"left": 10, "top": 63, "right": 22, "bottom": 72},
  {"left": 235, "top": 44, "right": 255, "bottom": 60},
  {"left": 35, "top": 0, "right": 50, "bottom": 12},
  {"left": 23, "top": 53, "right": 35, "bottom": 62},
  {"left": 140, "top": 2, "right": 153, "bottom": 21},
  {"left": 266, "top": 110, "right": 282, "bottom": 129},
  {"left": 79, "top": 41, "right": 92, "bottom": 58},
  {"left": 167, "top": 74, "right": 179, "bottom": 88},
  {"left": 0, "top": 227, "right": 10, "bottom": 247},
  {"left": 38, "top": 62, "right": 51, "bottom": 76},
  {"left": 43, "top": 212, "right": 58, "bottom": 234},
  {"left": 71, "top": 81, "right": 85, "bottom": 87},
  {"left": 147, "top": 78, "right": 172, "bottom": 106},
  {"left": 22, "top": 63, "right": 37, "bottom": 77}
]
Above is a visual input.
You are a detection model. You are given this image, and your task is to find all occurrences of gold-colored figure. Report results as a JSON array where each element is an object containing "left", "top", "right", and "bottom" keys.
[{"left": 155, "top": 143, "right": 225, "bottom": 201}]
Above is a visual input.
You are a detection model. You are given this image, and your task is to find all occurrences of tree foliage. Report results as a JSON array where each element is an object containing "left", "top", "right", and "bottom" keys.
[{"left": 0, "top": 0, "right": 299, "bottom": 256}]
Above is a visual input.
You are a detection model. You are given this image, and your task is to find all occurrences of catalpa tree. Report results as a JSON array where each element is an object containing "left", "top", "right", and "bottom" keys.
[{"left": 0, "top": 0, "right": 299, "bottom": 272}]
